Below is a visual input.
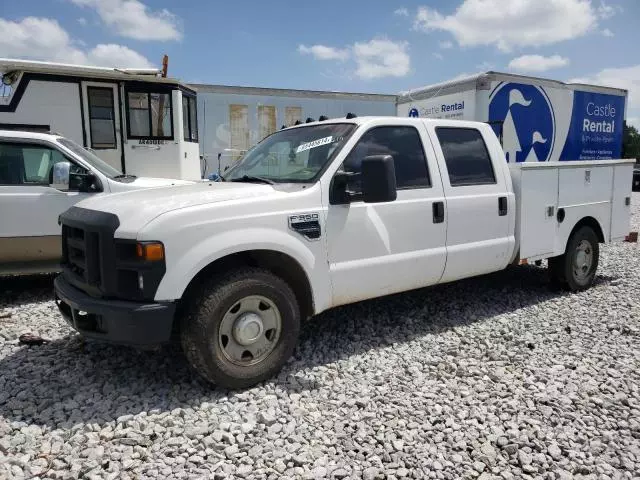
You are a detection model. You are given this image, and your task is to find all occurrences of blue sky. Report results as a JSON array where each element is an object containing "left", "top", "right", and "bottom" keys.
[{"left": 1, "top": 0, "right": 639, "bottom": 124}]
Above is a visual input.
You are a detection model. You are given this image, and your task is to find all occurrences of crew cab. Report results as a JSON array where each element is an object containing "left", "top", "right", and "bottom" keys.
[
  {"left": 53, "top": 117, "right": 634, "bottom": 389},
  {"left": 0, "top": 130, "right": 192, "bottom": 275}
]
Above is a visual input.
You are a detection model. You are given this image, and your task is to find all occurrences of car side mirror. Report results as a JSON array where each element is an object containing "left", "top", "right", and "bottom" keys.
[
  {"left": 51, "top": 161, "right": 71, "bottom": 191},
  {"left": 361, "top": 155, "right": 397, "bottom": 203},
  {"left": 70, "top": 171, "right": 98, "bottom": 192},
  {"left": 329, "top": 170, "right": 357, "bottom": 205}
]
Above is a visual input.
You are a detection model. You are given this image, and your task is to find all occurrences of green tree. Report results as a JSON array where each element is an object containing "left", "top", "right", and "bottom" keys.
[{"left": 622, "top": 121, "right": 640, "bottom": 160}]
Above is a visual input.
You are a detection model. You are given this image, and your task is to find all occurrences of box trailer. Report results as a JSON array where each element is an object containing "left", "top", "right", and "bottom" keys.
[
  {"left": 397, "top": 72, "right": 628, "bottom": 163},
  {"left": 192, "top": 84, "right": 397, "bottom": 176},
  {"left": 0, "top": 58, "right": 201, "bottom": 180}
]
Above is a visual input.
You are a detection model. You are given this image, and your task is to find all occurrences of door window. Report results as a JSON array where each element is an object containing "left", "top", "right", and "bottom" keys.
[
  {"left": 0, "top": 143, "right": 85, "bottom": 186},
  {"left": 182, "top": 94, "right": 198, "bottom": 142},
  {"left": 436, "top": 127, "right": 496, "bottom": 186},
  {"left": 87, "top": 87, "right": 117, "bottom": 149},
  {"left": 126, "top": 91, "right": 173, "bottom": 139},
  {"left": 342, "top": 126, "right": 431, "bottom": 194}
]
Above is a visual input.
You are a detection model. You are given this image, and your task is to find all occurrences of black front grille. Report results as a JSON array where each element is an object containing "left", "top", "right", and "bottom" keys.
[
  {"left": 60, "top": 207, "right": 120, "bottom": 297},
  {"left": 59, "top": 206, "right": 166, "bottom": 301},
  {"left": 62, "top": 226, "right": 102, "bottom": 287}
]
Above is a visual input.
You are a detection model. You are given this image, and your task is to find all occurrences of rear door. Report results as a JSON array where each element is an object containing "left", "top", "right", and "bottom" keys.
[{"left": 425, "top": 123, "right": 514, "bottom": 282}]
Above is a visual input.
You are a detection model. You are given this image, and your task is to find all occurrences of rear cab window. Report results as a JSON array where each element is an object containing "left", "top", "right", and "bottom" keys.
[{"left": 435, "top": 127, "right": 496, "bottom": 187}]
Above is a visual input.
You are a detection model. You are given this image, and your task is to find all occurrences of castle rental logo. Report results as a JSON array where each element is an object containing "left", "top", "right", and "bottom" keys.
[{"left": 489, "top": 82, "right": 555, "bottom": 163}]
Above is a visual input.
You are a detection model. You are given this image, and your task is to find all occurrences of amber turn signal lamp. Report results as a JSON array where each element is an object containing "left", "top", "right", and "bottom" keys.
[{"left": 136, "top": 242, "right": 164, "bottom": 261}]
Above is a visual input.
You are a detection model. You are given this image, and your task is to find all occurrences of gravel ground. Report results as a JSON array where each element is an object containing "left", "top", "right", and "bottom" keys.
[{"left": 1, "top": 196, "right": 639, "bottom": 480}]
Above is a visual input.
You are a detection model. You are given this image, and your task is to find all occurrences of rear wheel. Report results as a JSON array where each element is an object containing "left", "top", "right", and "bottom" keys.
[
  {"left": 180, "top": 268, "right": 300, "bottom": 389},
  {"left": 548, "top": 226, "right": 599, "bottom": 292}
]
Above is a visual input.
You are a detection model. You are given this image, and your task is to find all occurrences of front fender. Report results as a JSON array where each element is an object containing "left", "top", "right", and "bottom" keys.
[{"left": 153, "top": 227, "right": 327, "bottom": 308}]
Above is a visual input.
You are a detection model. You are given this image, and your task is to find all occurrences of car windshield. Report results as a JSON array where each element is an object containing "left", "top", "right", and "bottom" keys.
[
  {"left": 224, "top": 123, "right": 356, "bottom": 183},
  {"left": 57, "top": 138, "right": 122, "bottom": 178}
]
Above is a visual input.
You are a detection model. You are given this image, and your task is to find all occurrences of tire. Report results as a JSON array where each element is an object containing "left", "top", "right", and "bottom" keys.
[
  {"left": 180, "top": 268, "right": 300, "bottom": 389},
  {"left": 548, "top": 226, "right": 599, "bottom": 292}
]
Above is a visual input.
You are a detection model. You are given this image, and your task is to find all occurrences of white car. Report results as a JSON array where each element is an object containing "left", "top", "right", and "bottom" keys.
[
  {"left": 0, "top": 130, "right": 193, "bottom": 275},
  {"left": 53, "top": 116, "right": 633, "bottom": 389}
]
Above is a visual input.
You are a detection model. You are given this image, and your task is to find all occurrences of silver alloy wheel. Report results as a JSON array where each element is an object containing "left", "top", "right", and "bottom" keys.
[
  {"left": 218, "top": 295, "right": 282, "bottom": 366},
  {"left": 573, "top": 239, "right": 593, "bottom": 282}
]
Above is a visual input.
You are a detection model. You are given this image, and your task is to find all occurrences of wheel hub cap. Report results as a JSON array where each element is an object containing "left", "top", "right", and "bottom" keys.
[
  {"left": 233, "top": 313, "right": 264, "bottom": 346},
  {"left": 573, "top": 240, "right": 593, "bottom": 280},
  {"left": 218, "top": 295, "right": 282, "bottom": 366}
]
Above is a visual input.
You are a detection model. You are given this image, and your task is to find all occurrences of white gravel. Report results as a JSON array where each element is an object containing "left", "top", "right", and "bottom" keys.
[{"left": 1, "top": 195, "right": 640, "bottom": 480}]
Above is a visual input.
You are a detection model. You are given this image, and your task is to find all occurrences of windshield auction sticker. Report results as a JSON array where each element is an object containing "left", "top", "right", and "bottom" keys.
[{"left": 296, "top": 136, "right": 333, "bottom": 153}]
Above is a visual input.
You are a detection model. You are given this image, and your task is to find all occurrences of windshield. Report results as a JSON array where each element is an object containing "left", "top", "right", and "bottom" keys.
[
  {"left": 224, "top": 123, "right": 356, "bottom": 183},
  {"left": 57, "top": 138, "right": 122, "bottom": 178}
]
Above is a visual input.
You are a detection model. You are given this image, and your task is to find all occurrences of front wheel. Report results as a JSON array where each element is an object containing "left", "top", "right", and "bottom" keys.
[
  {"left": 549, "top": 226, "right": 599, "bottom": 292},
  {"left": 180, "top": 268, "right": 300, "bottom": 389}
]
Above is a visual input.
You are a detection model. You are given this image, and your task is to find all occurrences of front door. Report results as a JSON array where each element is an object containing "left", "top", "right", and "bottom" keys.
[
  {"left": 0, "top": 140, "right": 93, "bottom": 271},
  {"left": 325, "top": 120, "right": 447, "bottom": 307},
  {"left": 81, "top": 81, "right": 122, "bottom": 172}
]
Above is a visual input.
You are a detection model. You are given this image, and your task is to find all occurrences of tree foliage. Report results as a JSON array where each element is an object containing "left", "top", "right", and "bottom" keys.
[{"left": 622, "top": 121, "right": 640, "bottom": 160}]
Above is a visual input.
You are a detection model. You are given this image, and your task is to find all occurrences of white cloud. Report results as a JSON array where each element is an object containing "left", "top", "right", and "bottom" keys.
[
  {"left": 570, "top": 64, "right": 640, "bottom": 110},
  {"left": 353, "top": 39, "right": 410, "bottom": 79},
  {"left": 628, "top": 117, "right": 639, "bottom": 129},
  {"left": 597, "top": 0, "right": 621, "bottom": 19},
  {"left": 439, "top": 40, "right": 453, "bottom": 49},
  {"left": 508, "top": 54, "right": 569, "bottom": 72},
  {"left": 0, "top": 16, "right": 153, "bottom": 68},
  {"left": 414, "top": 0, "right": 597, "bottom": 52},
  {"left": 70, "top": 0, "right": 181, "bottom": 41},
  {"left": 601, "top": 28, "right": 614, "bottom": 37},
  {"left": 89, "top": 44, "right": 153, "bottom": 68},
  {"left": 297, "top": 44, "right": 350, "bottom": 61},
  {"left": 476, "top": 61, "right": 494, "bottom": 71},
  {"left": 394, "top": 7, "right": 409, "bottom": 16},
  {"left": 298, "top": 38, "right": 410, "bottom": 79},
  {"left": 433, "top": 52, "right": 443, "bottom": 60}
]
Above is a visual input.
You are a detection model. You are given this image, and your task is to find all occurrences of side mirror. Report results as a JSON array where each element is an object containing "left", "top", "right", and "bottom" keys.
[
  {"left": 361, "top": 155, "right": 397, "bottom": 203},
  {"left": 70, "top": 171, "right": 98, "bottom": 192},
  {"left": 330, "top": 170, "right": 356, "bottom": 205},
  {"left": 51, "top": 161, "right": 71, "bottom": 190}
]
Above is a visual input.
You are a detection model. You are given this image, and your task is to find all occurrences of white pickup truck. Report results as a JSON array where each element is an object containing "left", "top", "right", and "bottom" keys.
[
  {"left": 0, "top": 130, "right": 192, "bottom": 275},
  {"left": 53, "top": 116, "right": 634, "bottom": 389}
]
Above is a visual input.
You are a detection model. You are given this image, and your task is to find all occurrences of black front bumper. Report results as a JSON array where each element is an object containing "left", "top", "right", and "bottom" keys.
[{"left": 54, "top": 275, "right": 175, "bottom": 346}]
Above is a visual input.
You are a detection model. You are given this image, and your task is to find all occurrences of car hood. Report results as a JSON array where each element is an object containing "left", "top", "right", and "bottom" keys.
[
  {"left": 76, "top": 182, "right": 289, "bottom": 238},
  {"left": 108, "top": 176, "right": 195, "bottom": 191}
]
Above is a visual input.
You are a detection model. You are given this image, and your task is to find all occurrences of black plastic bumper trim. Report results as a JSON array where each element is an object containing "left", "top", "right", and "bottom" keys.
[{"left": 54, "top": 275, "right": 175, "bottom": 346}]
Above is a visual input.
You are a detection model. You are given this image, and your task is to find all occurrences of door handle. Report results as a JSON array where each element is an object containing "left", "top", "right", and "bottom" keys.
[
  {"left": 432, "top": 201, "right": 444, "bottom": 224},
  {"left": 498, "top": 196, "right": 508, "bottom": 216}
]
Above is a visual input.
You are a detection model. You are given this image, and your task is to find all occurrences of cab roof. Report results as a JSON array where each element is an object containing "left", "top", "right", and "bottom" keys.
[
  {"left": 0, "top": 58, "right": 192, "bottom": 90},
  {"left": 281, "top": 115, "right": 488, "bottom": 130},
  {"left": 0, "top": 129, "right": 63, "bottom": 141}
]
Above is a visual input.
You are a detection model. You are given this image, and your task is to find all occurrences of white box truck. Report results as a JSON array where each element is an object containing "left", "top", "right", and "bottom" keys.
[
  {"left": 397, "top": 72, "right": 627, "bottom": 164},
  {"left": 53, "top": 116, "right": 633, "bottom": 388}
]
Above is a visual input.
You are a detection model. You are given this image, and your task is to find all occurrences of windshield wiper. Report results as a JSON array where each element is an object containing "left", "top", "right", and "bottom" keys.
[
  {"left": 112, "top": 174, "right": 137, "bottom": 179},
  {"left": 229, "top": 175, "right": 274, "bottom": 185}
]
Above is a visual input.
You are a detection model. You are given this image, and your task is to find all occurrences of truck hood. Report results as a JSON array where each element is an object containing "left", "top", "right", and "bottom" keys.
[
  {"left": 76, "top": 182, "right": 288, "bottom": 237},
  {"left": 108, "top": 176, "right": 195, "bottom": 191}
]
